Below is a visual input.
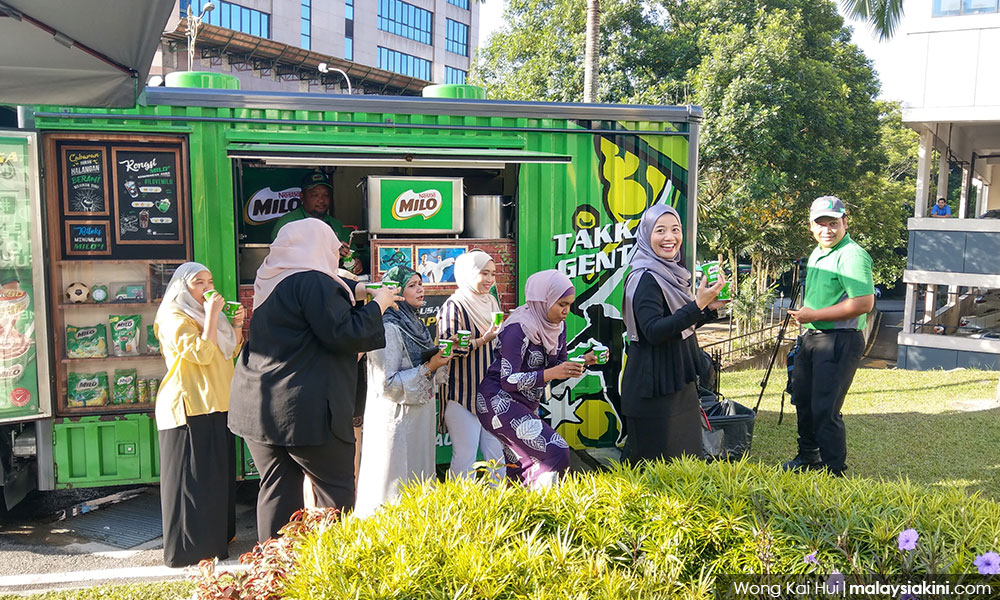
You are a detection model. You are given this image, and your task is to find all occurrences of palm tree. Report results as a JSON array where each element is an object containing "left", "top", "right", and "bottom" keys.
[{"left": 840, "top": 0, "right": 905, "bottom": 41}]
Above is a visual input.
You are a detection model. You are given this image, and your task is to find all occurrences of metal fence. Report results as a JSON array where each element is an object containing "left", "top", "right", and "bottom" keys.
[{"left": 701, "top": 307, "right": 799, "bottom": 366}]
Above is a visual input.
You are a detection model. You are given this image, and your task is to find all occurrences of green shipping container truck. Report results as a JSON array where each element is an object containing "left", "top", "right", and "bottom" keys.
[{"left": 0, "top": 75, "right": 700, "bottom": 505}]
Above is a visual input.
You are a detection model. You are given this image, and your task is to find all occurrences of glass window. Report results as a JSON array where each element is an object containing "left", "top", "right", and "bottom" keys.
[
  {"left": 345, "top": 37, "right": 354, "bottom": 60},
  {"left": 963, "top": 0, "right": 997, "bottom": 13},
  {"left": 447, "top": 0, "right": 469, "bottom": 9},
  {"left": 446, "top": 19, "right": 468, "bottom": 56},
  {"left": 301, "top": 0, "right": 311, "bottom": 50},
  {"left": 445, "top": 66, "right": 467, "bottom": 84},
  {"left": 933, "top": 0, "right": 999, "bottom": 14},
  {"left": 184, "top": 0, "right": 271, "bottom": 38},
  {"left": 346, "top": 0, "right": 354, "bottom": 20},
  {"left": 378, "top": 47, "right": 431, "bottom": 80},
  {"left": 377, "top": 0, "right": 433, "bottom": 45}
]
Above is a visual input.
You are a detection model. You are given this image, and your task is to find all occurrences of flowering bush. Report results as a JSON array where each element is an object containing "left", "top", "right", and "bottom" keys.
[{"left": 191, "top": 459, "right": 1000, "bottom": 599}]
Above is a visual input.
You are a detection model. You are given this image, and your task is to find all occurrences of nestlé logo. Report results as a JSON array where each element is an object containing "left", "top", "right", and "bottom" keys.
[{"left": 391, "top": 189, "right": 442, "bottom": 221}]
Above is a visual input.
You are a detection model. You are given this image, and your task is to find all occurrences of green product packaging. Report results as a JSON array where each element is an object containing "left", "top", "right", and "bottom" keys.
[
  {"left": 67, "top": 371, "right": 109, "bottom": 407},
  {"left": 109, "top": 314, "right": 141, "bottom": 356},
  {"left": 112, "top": 368, "right": 137, "bottom": 405},
  {"left": 146, "top": 324, "right": 160, "bottom": 355},
  {"left": 65, "top": 324, "right": 108, "bottom": 359},
  {"left": 700, "top": 261, "right": 731, "bottom": 301}
]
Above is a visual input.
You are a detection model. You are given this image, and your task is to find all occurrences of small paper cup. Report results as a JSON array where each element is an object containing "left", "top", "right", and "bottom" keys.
[
  {"left": 593, "top": 344, "right": 609, "bottom": 365},
  {"left": 456, "top": 330, "right": 472, "bottom": 348},
  {"left": 438, "top": 339, "right": 454, "bottom": 358},
  {"left": 491, "top": 311, "right": 504, "bottom": 327}
]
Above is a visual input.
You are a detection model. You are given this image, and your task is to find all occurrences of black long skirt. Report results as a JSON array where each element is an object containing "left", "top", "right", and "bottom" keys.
[
  {"left": 624, "top": 382, "right": 704, "bottom": 463},
  {"left": 158, "top": 411, "right": 236, "bottom": 568}
]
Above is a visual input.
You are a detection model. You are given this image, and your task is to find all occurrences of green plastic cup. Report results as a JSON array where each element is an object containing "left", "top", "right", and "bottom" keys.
[
  {"left": 223, "top": 301, "right": 242, "bottom": 318},
  {"left": 491, "top": 311, "right": 504, "bottom": 327},
  {"left": 700, "top": 261, "right": 731, "bottom": 301},
  {"left": 438, "top": 339, "right": 454, "bottom": 358},
  {"left": 365, "top": 282, "right": 382, "bottom": 302},
  {"left": 456, "top": 330, "right": 472, "bottom": 348},
  {"left": 592, "top": 344, "right": 609, "bottom": 365}
]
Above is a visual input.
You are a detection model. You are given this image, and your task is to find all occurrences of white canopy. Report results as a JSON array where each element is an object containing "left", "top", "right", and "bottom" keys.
[{"left": 0, "top": 0, "right": 174, "bottom": 108}]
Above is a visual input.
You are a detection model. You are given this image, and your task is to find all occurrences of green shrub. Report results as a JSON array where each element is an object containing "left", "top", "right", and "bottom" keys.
[
  {"left": 195, "top": 460, "right": 1000, "bottom": 599},
  {"left": 0, "top": 581, "right": 193, "bottom": 600}
]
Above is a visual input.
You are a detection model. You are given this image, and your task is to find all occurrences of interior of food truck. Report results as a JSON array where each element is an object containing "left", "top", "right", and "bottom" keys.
[{"left": 233, "top": 160, "right": 522, "bottom": 284}]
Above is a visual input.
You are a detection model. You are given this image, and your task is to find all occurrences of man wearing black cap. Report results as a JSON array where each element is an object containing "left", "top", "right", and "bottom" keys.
[
  {"left": 271, "top": 171, "right": 364, "bottom": 274},
  {"left": 784, "top": 196, "right": 874, "bottom": 477}
]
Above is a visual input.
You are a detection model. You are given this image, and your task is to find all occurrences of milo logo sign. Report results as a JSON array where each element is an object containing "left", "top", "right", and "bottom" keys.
[
  {"left": 75, "top": 377, "right": 101, "bottom": 391},
  {"left": 391, "top": 189, "right": 442, "bottom": 221},
  {"left": 76, "top": 327, "right": 97, "bottom": 339},
  {"left": 116, "top": 375, "right": 134, "bottom": 386},
  {"left": 114, "top": 319, "right": 136, "bottom": 331},
  {"left": 244, "top": 187, "right": 301, "bottom": 224},
  {"left": 372, "top": 177, "right": 460, "bottom": 233},
  {"left": 0, "top": 364, "right": 23, "bottom": 380}
]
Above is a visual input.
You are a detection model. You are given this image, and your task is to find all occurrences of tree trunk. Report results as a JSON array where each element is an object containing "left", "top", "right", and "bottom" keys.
[{"left": 583, "top": 0, "right": 600, "bottom": 103}]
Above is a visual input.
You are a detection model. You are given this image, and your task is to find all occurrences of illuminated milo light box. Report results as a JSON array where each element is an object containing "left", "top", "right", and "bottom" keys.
[{"left": 367, "top": 176, "right": 464, "bottom": 234}]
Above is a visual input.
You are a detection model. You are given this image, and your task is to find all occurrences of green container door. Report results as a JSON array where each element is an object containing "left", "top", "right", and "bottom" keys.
[{"left": 53, "top": 415, "right": 154, "bottom": 487}]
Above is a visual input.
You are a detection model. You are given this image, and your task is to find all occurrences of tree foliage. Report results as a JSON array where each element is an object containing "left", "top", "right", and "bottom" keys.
[{"left": 474, "top": 0, "right": 916, "bottom": 287}]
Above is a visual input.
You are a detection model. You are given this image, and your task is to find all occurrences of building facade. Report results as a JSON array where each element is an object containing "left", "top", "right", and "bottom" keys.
[
  {"left": 153, "top": 0, "right": 480, "bottom": 93},
  {"left": 892, "top": 0, "right": 1000, "bottom": 369}
]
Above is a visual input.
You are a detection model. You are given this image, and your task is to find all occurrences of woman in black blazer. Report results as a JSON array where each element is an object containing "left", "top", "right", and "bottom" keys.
[{"left": 620, "top": 204, "right": 727, "bottom": 463}]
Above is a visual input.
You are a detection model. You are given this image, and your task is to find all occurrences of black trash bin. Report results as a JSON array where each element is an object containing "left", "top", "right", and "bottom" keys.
[{"left": 700, "top": 391, "right": 755, "bottom": 461}]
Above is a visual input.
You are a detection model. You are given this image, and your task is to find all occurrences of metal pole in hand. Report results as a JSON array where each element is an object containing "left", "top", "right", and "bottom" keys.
[{"left": 754, "top": 260, "right": 802, "bottom": 412}]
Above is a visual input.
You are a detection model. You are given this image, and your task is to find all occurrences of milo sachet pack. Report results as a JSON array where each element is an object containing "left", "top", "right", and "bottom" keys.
[
  {"left": 65, "top": 324, "right": 108, "bottom": 359},
  {"left": 67, "top": 371, "right": 109, "bottom": 407},
  {"left": 109, "top": 314, "right": 141, "bottom": 357},
  {"left": 146, "top": 324, "right": 160, "bottom": 355},
  {"left": 112, "top": 368, "right": 137, "bottom": 404}
]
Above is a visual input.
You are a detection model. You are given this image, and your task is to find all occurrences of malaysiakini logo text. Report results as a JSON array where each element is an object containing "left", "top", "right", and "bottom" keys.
[{"left": 391, "top": 189, "right": 442, "bottom": 221}]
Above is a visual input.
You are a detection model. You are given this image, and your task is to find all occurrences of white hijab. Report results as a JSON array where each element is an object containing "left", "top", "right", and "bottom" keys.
[
  {"left": 254, "top": 219, "right": 354, "bottom": 310},
  {"left": 450, "top": 250, "right": 500, "bottom": 335},
  {"left": 154, "top": 262, "right": 238, "bottom": 358}
]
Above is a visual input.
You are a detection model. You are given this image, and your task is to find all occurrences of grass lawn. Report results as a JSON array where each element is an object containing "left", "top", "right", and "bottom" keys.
[
  {"left": 726, "top": 367, "right": 1000, "bottom": 500},
  {"left": 0, "top": 581, "right": 193, "bottom": 600}
]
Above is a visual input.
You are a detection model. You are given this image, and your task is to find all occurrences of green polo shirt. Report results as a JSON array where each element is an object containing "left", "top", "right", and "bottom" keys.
[
  {"left": 802, "top": 233, "right": 874, "bottom": 331},
  {"left": 270, "top": 207, "right": 352, "bottom": 243}
]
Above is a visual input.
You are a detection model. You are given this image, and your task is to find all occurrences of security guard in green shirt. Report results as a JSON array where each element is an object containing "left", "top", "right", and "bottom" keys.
[
  {"left": 271, "top": 171, "right": 365, "bottom": 275},
  {"left": 785, "top": 196, "right": 874, "bottom": 477}
]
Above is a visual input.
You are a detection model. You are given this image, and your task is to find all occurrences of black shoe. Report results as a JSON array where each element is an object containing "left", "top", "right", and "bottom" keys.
[
  {"left": 782, "top": 454, "right": 823, "bottom": 472},
  {"left": 824, "top": 465, "right": 847, "bottom": 478}
]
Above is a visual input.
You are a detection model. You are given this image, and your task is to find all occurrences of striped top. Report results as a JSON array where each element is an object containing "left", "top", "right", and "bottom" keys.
[{"left": 438, "top": 298, "right": 496, "bottom": 412}]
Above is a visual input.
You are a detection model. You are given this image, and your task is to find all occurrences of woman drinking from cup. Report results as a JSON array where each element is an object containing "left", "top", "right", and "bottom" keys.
[
  {"left": 438, "top": 250, "right": 505, "bottom": 480},
  {"left": 154, "top": 262, "right": 244, "bottom": 567},
  {"left": 355, "top": 266, "right": 451, "bottom": 516},
  {"left": 621, "top": 204, "right": 727, "bottom": 463},
  {"left": 476, "top": 269, "right": 593, "bottom": 489}
]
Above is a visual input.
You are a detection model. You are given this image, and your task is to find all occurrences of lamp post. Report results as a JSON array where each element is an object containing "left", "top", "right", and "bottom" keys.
[
  {"left": 186, "top": 1, "right": 216, "bottom": 71},
  {"left": 318, "top": 62, "right": 352, "bottom": 95}
]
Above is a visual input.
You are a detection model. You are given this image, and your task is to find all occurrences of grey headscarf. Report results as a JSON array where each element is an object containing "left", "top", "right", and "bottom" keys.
[{"left": 623, "top": 205, "right": 695, "bottom": 341}]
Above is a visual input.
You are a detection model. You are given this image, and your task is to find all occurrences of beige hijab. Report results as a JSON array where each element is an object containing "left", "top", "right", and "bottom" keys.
[
  {"left": 254, "top": 219, "right": 354, "bottom": 310},
  {"left": 451, "top": 250, "right": 500, "bottom": 335}
]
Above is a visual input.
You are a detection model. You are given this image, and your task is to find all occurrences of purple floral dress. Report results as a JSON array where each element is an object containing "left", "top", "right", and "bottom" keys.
[{"left": 475, "top": 323, "right": 570, "bottom": 487}]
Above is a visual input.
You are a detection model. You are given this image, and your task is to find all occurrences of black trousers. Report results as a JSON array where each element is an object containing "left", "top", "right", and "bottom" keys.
[
  {"left": 158, "top": 412, "right": 236, "bottom": 568},
  {"left": 245, "top": 436, "right": 355, "bottom": 543},
  {"left": 790, "top": 329, "right": 864, "bottom": 472},
  {"left": 624, "top": 382, "right": 704, "bottom": 463}
]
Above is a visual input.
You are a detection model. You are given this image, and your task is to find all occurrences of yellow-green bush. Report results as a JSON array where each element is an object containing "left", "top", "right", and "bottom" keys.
[{"left": 198, "top": 459, "right": 1000, "bottom": 599}]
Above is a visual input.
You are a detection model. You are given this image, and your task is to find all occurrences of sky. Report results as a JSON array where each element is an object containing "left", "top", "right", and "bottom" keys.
[{"left": 476, "top": 3, "right": 910, "bottom": 102}]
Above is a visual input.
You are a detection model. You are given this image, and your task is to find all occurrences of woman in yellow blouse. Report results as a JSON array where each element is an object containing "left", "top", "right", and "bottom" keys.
[{"left": 153, "top": 262, "right": 244, "bottom": 568}]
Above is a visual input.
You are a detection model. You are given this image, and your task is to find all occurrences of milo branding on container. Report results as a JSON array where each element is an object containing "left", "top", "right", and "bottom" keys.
[{"left": 700, "top": 261, "right": 731, "bottom": 301}]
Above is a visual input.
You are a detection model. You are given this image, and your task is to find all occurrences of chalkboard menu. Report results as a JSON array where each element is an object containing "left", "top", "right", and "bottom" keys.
[
  {"left": 64, "top": 221, "right": 110, "bottom": 256},
  {"left": 56, "top": 139, "right": 189, "bottom": 261},
  {"left": 61, "top": 146, "right": 108, "bottom": 215},
  {"left": 112, "top": 147, "right": 183, "bottom": 245}
]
